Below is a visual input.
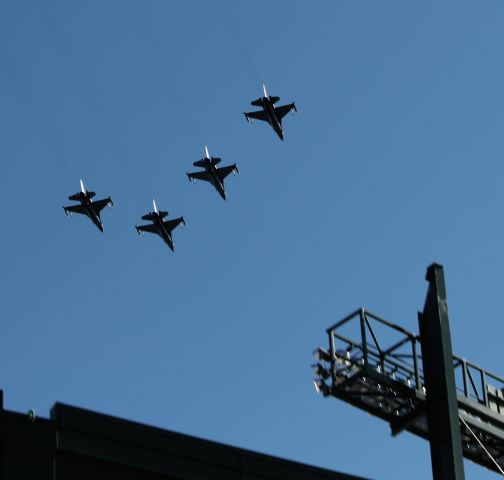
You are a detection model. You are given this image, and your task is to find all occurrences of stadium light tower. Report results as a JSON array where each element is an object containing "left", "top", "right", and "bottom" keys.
[{"left": 314, "top": 263, "right": 504, "bottom": 478}]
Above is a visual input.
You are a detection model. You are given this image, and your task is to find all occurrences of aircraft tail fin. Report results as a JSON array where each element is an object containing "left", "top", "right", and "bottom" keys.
[
  {"left": 152, "top": 198, "right": 158, "bottom": 214},
  {"left": 205, "top": 145, "right": 210, "bottom": 159},
  {"left": 263, "top": 83, "right": 268, "bottom": 98},
  {"left": 78, "top": 179, "right": 95, "bottom": 198}
]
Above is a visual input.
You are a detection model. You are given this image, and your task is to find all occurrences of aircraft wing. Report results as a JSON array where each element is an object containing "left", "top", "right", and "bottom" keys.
[
  {"left": 136, "top": 223, "right": 159, "bottom": 235},
  {"left": 92, "top": 197, "right": 112, "bottom": 213},
  {"left": 245, "top": 110, "right": 269, "bottom": 123},
  {"left": 163, "top": 217, "right": 185, "bottom": 233},
  {"left": 217, "top": 165, "right": 237, "bottom": 182},
  {"left": 64, "top": 204, "right": 86, "bottom": 215},
  {"left": 188, "top": 171, "right": 212, "bottom": 183},
  {"left": 274, "top": 103, "right": 295, "bottom": 121}
]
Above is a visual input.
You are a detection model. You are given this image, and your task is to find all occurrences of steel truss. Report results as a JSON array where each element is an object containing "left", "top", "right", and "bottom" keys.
[{"left": 314, "top": 308, "right": 504, "bottom": 474}]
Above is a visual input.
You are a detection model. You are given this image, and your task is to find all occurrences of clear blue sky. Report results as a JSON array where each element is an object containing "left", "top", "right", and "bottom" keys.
[{"left": 1, "top": 1, "right": 504, "bottom": 479}]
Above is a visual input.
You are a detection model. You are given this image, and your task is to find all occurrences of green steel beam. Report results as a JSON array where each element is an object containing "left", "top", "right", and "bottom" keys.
[{"left": 418, "top": 263, "right": 465, "bottom": 480}]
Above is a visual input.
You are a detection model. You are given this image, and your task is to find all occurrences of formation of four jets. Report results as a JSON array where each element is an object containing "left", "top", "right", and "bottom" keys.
[{"left": 63, "top": 86, "right": 297, "bottom": 250}]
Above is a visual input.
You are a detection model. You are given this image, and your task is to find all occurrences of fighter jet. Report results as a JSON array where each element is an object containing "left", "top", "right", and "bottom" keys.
[
  {"left": 244, "top": 84, "right": 297, "bottom": 141},
  {"left": 135, "top": 199, "right": 185, "bottom": 251},
  {"left": 63, "top": 179, "right": 114, "bottom": 232},
  {"left": 186, "top": 146, "right": 239, "bottom": 200}
]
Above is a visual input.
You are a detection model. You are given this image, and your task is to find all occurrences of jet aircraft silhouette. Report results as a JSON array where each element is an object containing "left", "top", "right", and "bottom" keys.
[
  {"left": 244, "top": 84, "right": 297, "bottom": 140},
  {"left": 186, "top": 146, "right": 238, "bottom": 200},
  {"left": 135, "top": 199, "right": 185, "bottom": 251},
  {"left": 63, "top": 179, "right": 114, "bottom": 232}
]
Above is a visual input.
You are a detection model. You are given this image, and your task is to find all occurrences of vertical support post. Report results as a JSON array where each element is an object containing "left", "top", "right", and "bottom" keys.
[
  {"left": 412, "top": 337, "right": 420, "bottom": 389},
  {"left": 481, "top": 370, "right": 488, "bottom": 407},
  {"left": 328, "top": 330, "right": 336, "bottom": 383},
  {"left": 418, "top": 263, "right": 465, "bottom": 480},
  {"left": 462, "top": 360, "right": 468, "bottom": 398},
  {"left": 328, "top": 330, "right": 336, "bottom": 361},
  {"left": 359, "top": 308, "right": 368, "bottom": 366}
]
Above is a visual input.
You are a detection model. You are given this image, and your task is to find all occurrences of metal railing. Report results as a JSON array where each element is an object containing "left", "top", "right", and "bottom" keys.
[
  {"left": 314, "top": 305, "right": 504, "bottom": 475},
  {"left": 321, "top": 307, "right": 504, "bottom": 413}
]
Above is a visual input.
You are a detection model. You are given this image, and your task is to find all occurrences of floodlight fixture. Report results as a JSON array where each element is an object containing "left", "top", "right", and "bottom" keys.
[
  {"left": 312, "top": 363, "right": 331, "bottom": 380},
  {"left": 312, "top": 347, "right": 331, "bottom": 362},
  {"left": 335, "top": 346, "right": 353, "bottom": 361},
  {"left": 313, "top": 379, "right": 330, "bottom": 397}
]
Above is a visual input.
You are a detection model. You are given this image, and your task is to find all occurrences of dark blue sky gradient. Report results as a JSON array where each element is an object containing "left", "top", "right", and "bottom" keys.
[{"left": 1, "top": 2, "right": 504, "bottom": 479}]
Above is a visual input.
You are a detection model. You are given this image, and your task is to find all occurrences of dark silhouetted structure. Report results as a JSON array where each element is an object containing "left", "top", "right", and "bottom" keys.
[
  {"left": 418, "top": 264, "right": 464, "bottom": 479},
  {"left": 1, "top": 390, "right": 368, "bottom": 480},
  {"left": 314, "top": 263, "right": 504, "bottom": 478}
]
